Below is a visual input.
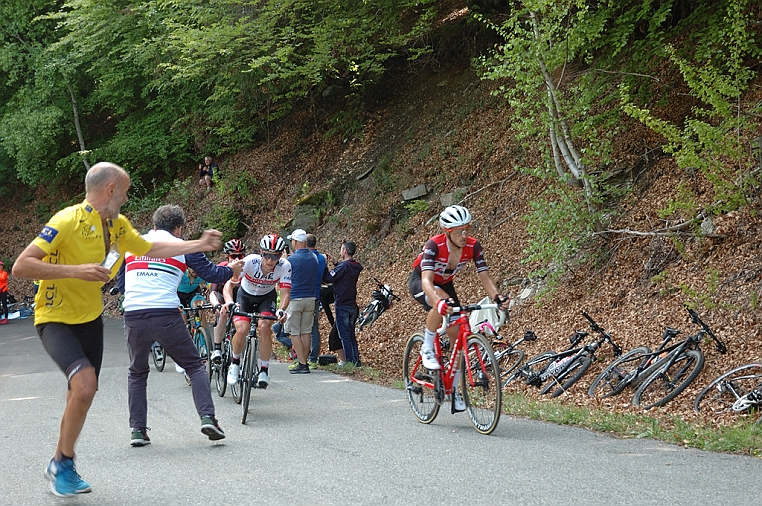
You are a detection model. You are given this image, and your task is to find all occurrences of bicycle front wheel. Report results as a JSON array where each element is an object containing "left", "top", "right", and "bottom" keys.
[
  {"left": 231, "top": 340, "right": 245, "bottom": 405},
  {"left": 461, "top": 333, "right": 502, "bottom": 435},
  {"left": 694, "top": 363, "right": 762, "bottom": 415},
  {"left": 633, "top": 349, "right": 704, "bottom": 409},
  {"left": 195, "top": 327, "right": 210, "bottom": 361},
  {"left": 587, "top": 346, "right": 651, "bottom": 399},
  {"left": 540, "top": 353, "right": 593, "bottom": 397},
  {"left": 215, "top": 339, "right": 230, "bottom": 397},
  {"left": 495, "top": 347, "right": 524, "bottom": 386},
  {"left": 242, "top": 338, "right": 258, "bottom": 424},
  {"left": 403, "top": 332, "right": 440, "bottom": 424},
  {"left": 152, "top": 344, "right": 166, "bottom": 372}
]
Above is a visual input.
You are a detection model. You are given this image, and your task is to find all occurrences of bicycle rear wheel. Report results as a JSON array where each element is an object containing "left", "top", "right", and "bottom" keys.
[
  {"left": 242, "top": 338, "right": 259, "bottom": 424},
  {"left": 633, "top": 349, "right": 704, "bottom": 409},
  {"left": 503, "top": 351, "right": 556, "bottom": 388},
  {"left": 540, "top": 353, "right": 593, "bottom": 397},
  {"left": 495, "top": 347, "right": 524, "bottom": 387},
  {"left": 587, "top": 346, "right": 651, "bottom": 399},
  {"left": 151, "top": 343, "right": 166, "bottom": 372},
  {"left": 461, "top": 333, "right": 501, "bottom": 435},
  {"left": 694, "top": 363, "right": 762, "bottom": 415},
  {"left": 403, "top": 332, "right": 440, "bottom": 424}
]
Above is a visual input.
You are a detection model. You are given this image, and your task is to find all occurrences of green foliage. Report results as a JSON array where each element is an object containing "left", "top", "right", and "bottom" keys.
[
  {"left": 202, "top": 202, "right": 242, "bottom": 243},
  {"left": 404, "top": 199, "right": 430, "bottom": 215},
  {"left": 215, "top": 167, "right": 259, "bottom": 199}
]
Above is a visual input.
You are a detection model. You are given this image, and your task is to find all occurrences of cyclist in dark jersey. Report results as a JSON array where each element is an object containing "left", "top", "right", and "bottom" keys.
[
  {"left": 208, "top": 238, "right": 246, "bottom": 363},
  {"left": 409, "top": 205, "right": 510, "bottom": 403}
]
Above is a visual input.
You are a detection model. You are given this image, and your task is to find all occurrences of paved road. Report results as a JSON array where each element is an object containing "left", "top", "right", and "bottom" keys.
[{"left": 1, "top": 316, "right": 760, "bottom": 505}]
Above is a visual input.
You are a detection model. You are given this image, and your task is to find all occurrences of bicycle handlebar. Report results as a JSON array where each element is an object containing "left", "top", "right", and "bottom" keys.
[
  {"left": 231, "top": 309, "right": 278, "bottom": 321},
  {"left": 444, "top": 302, "right": 507, "bottom": 331},
  {"left": 686, "top": 306, "right": 727, "bottom": 354},
  {"left": 181, "top": 303, "right": 217, "bottom": 313}
]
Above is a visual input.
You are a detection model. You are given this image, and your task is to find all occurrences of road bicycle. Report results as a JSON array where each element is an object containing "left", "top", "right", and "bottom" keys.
[
  {"left": 229, "top": 308, "right": 278, "bottom": 424},
  {"left": 355, "top": 277, "right": 400, "bottom": 332},
  {"left": 504, "top": 312, "right": 621, "bottom": 398},
  {"left": 151, "top": 342, "right": 166, "bottom": 372},
  {"left": 181, "top": 302, "right": 216, "bottom": 385},
  {"left": 208, "top": 304, "right": 235, "bottom": 398},
  {"left": 403, "top": 301, "right": 505, "bottom": 435},
  {"left": 629, "top": 307, "right": 727, "bottom": 409},
  {"left": 693, "top": 362, "right": 762, "bottom": 424},
  {"left": 469, "top": 307, "right": 538, "bottom": 387}
]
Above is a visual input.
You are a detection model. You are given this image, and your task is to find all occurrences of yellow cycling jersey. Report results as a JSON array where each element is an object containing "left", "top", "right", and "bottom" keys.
[{"left": 31, "top": 200, "right": 152, "bottom": 325}]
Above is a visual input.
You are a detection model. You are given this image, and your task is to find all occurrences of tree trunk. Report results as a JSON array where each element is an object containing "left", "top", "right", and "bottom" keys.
[{"left": 67, "top": 83, "right": 90, "bottom": 171}]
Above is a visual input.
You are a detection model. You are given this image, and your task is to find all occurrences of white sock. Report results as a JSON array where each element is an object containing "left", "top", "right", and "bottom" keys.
[{"left": 423, "top": 329, "right": 436, "bottom": 350}]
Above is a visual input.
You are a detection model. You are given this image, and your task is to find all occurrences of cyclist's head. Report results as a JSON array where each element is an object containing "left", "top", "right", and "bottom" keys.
[
  {"left": 259, "top": 234, "right": 286, "bottom": 254},
  {"left": 152, "top": 205, "right": 186, "bottom": 234},
  {"left": 223, "top": 238, "right": 246, "bottom": 259},
  {"left": 439, "top": 205, "right": 472, "bottom": 230}
]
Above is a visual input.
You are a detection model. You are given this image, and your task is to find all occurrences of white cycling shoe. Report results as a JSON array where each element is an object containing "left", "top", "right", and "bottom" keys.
[
  {"left": 175, "top": 363, "right": 185, "bottom": 374},
  {"left": 227, "top": 364, "right": 240, "bottom": 385},
  {"left": 420, "top": 347, "right": 441, "bottom": 370},
  {"left": 453, "top": 391, "right": 466, "bottom": 412},
  {"left": 257, "top": 370, "right": 269, "bottom": 388}
]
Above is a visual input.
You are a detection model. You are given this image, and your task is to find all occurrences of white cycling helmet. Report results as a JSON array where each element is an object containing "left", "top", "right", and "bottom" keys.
[{"left": 439, "top": 205, "right": 472, "bottom": 229}]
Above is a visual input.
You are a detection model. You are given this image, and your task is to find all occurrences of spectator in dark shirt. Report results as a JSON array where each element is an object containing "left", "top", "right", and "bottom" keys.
[
  {"left": 305, "top": 233, "right": 326, "bottom": 366},
  {"left": 198, "top": 156, "right": 218, "bottom": 192},
  {"left": 323, "top": 241, "right": 363, "bottom": 366},
  {"left": 286, "top": 229, "right": 318, "bottom": 374}
]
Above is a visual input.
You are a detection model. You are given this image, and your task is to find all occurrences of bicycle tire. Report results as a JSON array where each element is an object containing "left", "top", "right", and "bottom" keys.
[
  {"left": 540, "top": 353, "right": 593, "bottom": 397},
  {"left": 495, "top": 347, "right": 524, "bottom": 386},
  {"left": 460, "top": 333, "right": 502, "bottom": 434},
  {"left": 633, "top": 349, "right": 704, "bottom": 409},
  {"left": 151, "top": 344, "right": 166, "bottom": 372},
  {"left": 242, "top": 337, "right": 258, "bottom": 424},
  {"left": 587, "top": 346, "right": 651, "bottom": 399},
  {"left": 214, "top": 339, "right": 230, "bottom": 398},
  {"left": 503, "top": 351, "right": 557, "bottom": 388},
  {"left": 694, "top": 363, "right": 762, "bottom": 414},
  {"left": 231, "top": 340, "right": 245, "bottom": 404},
  {"left": 403, "top": 332, "right": 440, "bottom": 424},
  {"left": 194, "top": 327, "right": 210, "bottom": 361}
]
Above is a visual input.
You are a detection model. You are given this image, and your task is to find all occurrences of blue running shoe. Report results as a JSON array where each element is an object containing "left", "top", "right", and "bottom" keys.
[{"left": 45, "top": 457, "right": 92, "bottom": 497}]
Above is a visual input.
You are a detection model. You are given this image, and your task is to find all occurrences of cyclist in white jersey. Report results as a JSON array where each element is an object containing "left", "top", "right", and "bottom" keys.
[{"left": 224, "top": 234, "right": 291, "bottom": 388}]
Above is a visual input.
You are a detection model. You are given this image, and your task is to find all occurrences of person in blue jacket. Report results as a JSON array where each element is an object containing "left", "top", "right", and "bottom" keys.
[{"left": 323, "top": 241, "right": 363, "bottom": 366}]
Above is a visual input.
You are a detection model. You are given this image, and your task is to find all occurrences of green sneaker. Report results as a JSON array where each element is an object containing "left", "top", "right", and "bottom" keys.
[
  {"left": 308, "top": 360, "right": 319, "bottom": 369},
  {"left": 200, "top": 415, "right": 225, "bottom": 441},
  {"left": 288, "top": 360, "right": 299, "bottom": 370},
  {"left": 131, "top": 428, "right": 151, "bottom": 447}
]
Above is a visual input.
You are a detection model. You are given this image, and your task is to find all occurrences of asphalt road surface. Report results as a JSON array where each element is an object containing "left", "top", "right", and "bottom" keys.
[{"left": 1, "top": 316, "right": 760, "bottom": 505}]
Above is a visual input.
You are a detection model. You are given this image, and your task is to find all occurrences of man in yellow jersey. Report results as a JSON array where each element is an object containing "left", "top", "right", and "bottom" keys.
[{"left": 12, "top": 162, "right": 222, "bottom": 498}]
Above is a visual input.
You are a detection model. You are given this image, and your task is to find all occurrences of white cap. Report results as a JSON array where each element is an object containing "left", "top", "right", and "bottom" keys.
[{"left": 287, "top": 229, "right": 307, "bottom": 242}]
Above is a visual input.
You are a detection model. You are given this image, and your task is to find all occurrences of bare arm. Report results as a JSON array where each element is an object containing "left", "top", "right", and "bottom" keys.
[
  {"left": 146, "top": 229, "right": 222, "bottom": 258},
  {"left": 222, "top": 278, "right": 237, "bottom": 305},
  {"left": 477, "top": 270, "right": 509, "bottom": 310},
  {"left": 421, "top": 270, "right": 441, "bottom": 306},
  {"left": 277, "top": 286, "right": 290, "bottom": 323},
  {"left": 12, "top": 244, "right": 111, "bottom": 282}
]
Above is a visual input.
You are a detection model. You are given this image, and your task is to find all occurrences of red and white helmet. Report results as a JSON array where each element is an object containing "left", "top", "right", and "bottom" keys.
[
  {"left": 259, "top": 234, "right": 286, "bottom": 253},
  {"left": 223, "top": 238, "right": 245, "bottom": 254}
]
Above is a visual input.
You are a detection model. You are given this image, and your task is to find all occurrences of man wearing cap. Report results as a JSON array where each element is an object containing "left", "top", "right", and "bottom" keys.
[
  {"left": 323, "top": 241, "right": 363, "bottom": 366},
  {"left": 285, "top": 229, "right": 318, "bottom": 374}
]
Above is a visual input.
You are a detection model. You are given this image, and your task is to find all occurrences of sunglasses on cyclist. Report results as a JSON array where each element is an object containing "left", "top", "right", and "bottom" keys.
[
  {"left": 446, "top": 225, "right": 471, "bottom": 237},
  {"left": 229, "top": 254, "right": 244, "bottom": 260},
  {"left": 262, "top": 253, "right": 281, "bottom": 261}
]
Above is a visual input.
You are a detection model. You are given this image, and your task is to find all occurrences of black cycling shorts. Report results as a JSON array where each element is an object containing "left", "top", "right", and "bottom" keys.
[
  {"left": 177, "top": 286, "right": 203, "bottom": 308},
  {"left": 408, "top": 269, "right": 459, "bottom": 312},
  {"left": 235, "top": 288, "right": 277, "bottom": 321},
  {"left": 37, "top": 317, "right": 104, "bottom": 384}
]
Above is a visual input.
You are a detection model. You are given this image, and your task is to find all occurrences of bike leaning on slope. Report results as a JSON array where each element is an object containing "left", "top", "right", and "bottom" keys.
[
  {"left": 356, "top": 277, "right": 401, "bottom": 332},
  {"left": 403, "top": 301, "right": 505, "bottom": 435},
  {"left": 693, "top": 362, "right": 762, "bottom": 424}
]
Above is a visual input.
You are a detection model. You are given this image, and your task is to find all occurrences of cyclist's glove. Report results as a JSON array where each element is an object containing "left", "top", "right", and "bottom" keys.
[
  {"left": 493, "top": 294, "right": 509, "bottom": 306},
  {"left": 276, "top": 308, "right": 286, "bottom": 319},
  {"left": 436, "top": 299, "right": 449, "bottom": 316}
]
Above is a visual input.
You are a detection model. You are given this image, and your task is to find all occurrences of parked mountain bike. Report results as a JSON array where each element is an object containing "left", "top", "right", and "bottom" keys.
[
  {"left": 208, "top": 304, "right": 235, "bottom": 398},
  {"left": 403, "top": 301, "right": 505, "bottom": 435},
  {"left": 693, "top": 362, "right": 762, "bottom": 424},
  {"left": 504, "top": 311, "right": 621, "bottom": 398},
  {"left": 630, "top": 307, "right": 727, "bottom": 409},
  {"left": 356, "top": 278, "right": 401, "bottom": 331},
  {"left": 181, "top": 302, "right": 216, "bottom": 385},
  {"left": 229, "top": 308, "right": 277, "bottom": 424}
]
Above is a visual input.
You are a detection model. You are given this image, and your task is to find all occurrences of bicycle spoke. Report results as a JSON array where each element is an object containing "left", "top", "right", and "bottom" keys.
[
  {"left": 694, "top": 363, "right": 762, "bottom": 417},
  {"left": 461, "top": 334, "right": 501, "bottom": 435},
  {"left": 403, "top": 333, "right": 440, "bottom": 424}
]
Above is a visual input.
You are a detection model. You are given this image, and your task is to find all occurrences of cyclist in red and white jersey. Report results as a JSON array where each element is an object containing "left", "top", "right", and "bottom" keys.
[
  {"left": 224, "top": 234, "right": 291, "bottom": 388},
  {"left": 208, "top": 238, "right": 246, "bottom": 364},
  {"left": 408, "top": 205, "right": 510, "bottom": 383}
]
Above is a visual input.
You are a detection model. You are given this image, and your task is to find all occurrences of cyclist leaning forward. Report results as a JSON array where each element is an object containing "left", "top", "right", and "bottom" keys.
[
  {"left": 208, "top": 238, "right": 247, "bottom": 364},
  {"left": 224, "top": 234, "right": 291, "bottom": 388},
  {"left": 408, "top": 205, "right": 510, "bottom": 410}
]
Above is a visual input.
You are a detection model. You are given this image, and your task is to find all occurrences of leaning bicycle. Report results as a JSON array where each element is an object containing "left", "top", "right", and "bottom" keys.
[
  {"left": 693, "top": 362, "right": 762, "bottom": 424},
  {"left": 403, "top": 302, "right": 505, "bottom": 435},
  {"left": 356, "top": 277, "right": 400, "bottom": 332},
  {"left": 229, "top": 308, "right": 277, "bottom": 424}
]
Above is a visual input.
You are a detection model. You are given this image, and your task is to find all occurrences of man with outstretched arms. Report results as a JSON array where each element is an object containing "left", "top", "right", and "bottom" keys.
[
  {"left": 224, "top": 234, "right": 291, "bottom": 388},
  {"left": 408, "top": 205, "right": 510, "bottom": 411},
  {"left": 120, "top": 205, "right": 243, "bottom": 447},
  {"left": 208, "top": 238, "right": 246, "bottom": 363},
  {"left": 12, "top": 162, "right": 222, "bottom": 497}
]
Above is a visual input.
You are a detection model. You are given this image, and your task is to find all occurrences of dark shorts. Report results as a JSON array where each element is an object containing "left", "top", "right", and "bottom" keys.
[
  {"left": 37, "top": 317, "right": 104, "bottom": 383},
  {"left": 235, "top": 288, "right": 277, "bottom": 322},
  {"left": 178, "top": 286, "right": 203, "bottom": 308},
  {"left": 407, "top": 270, "right": 459, "bottom": 312},
  {"left": 328, "top": 324, "right": 342, "bottom": 352}
]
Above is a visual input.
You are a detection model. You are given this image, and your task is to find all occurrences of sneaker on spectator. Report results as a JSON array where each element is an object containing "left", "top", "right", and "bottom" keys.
[
  {"left": 308, "top": 360, "right": 319, "bottom": 369},
  {"left": 289, "top": 362, "right": 310, "bottom": 374},
  {"left": 227, "top": 363, "right": 239, "bottom": 385},
  {"left": 288, "top": 360, "right": 299, "bottom": 371},
  {"left": 200, "top": 415, "right": 225, "bottom": 440},
  {"left": 130, "top": 428, "right": 151, "bottom": 447},
  {"left": 257, "top": 370, "right": 269, "bottom": 388},
  {"left": 0, "top": 318, "right": 8, "bottom": 325},
  {"left": 453, "top": 391, "right": 466, "bottom": 412},
  {"left": 45, "top": 457, "right": 92, "bottom": 497},
  {"left": 175, "top": 363, "right": 185, "bottom": 374},
  {"left": 210, "top": 349, "right": 222, "bottom": 364}
]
